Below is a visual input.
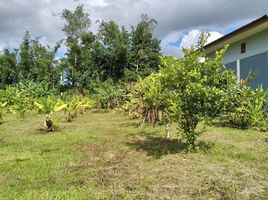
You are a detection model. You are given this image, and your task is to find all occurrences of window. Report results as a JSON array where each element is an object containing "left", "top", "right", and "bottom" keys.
[{"left": 241, "top": 43, "right": 246, "bottom": 54}]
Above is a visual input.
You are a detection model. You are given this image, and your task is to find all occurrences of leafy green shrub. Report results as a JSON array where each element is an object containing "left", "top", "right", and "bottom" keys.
[
  {"left": 0, "top": 86, "right": 18, "bottom": 108},
  {"left": 63, "top": 95, "right": 95, "bottom": 122},
  {"left": 121, "top": 33, "right": 268, "bottom": 148},
  {"left": 159, "top": 43, "right": 237, "bottom": 149},
  {"left": 124, "top": 34, "right": 237, "bottom": 150},
  {"left": 0, "top": 86, "right": 32, "bottom": 116},
  {"left": 10, "top": 92, "right": 32, "bottom": 117},
  {"left": 64, "top": 95, "right": 81, "bottom": 122},
  {"left": 0, "top": 81, "right": 54, "bottom": 113},
  {"left": 120, "top": 75, "right": 170, "bottom": 133},
  {"left": 92, "top": 79, "right": 128, "bottom": 109},
  {"left": 17, "top": 80, "right": 53, "bottom": 99},
  {"left": 225, "top": 84, "right": 268, "bottom": 130}
]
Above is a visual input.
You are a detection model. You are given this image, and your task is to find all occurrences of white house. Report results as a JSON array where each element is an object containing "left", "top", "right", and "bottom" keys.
[{"left": 204, "top": 15, "right": 268, "bottom": 88}]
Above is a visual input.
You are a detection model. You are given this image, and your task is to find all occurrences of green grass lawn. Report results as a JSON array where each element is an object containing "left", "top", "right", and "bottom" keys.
[{"left": 0, "top": 111, "right": 267, "bottom": 200}]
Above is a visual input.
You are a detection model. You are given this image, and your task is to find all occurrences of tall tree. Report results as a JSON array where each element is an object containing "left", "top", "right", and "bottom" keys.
[
  {"left": 61, "top": 5, "right": 91, "bottom": 88},
  {"left": 19, "top": 31, "right": 34, "bottom": 81},
  {"left": 79, "top": 32, "right": 97, "bottom": 89},
  {"left": 128, "top": 14, "right": 161, "bottom": 80},
  {"left": 0, "top": 49, "right": 18, "bottom": 88},
  {"left": 31, "top": 40, "right": 62, "bottom": 88},
  {"left": 17, "top": 31, "right": 61, "bottom": 88},
  {"left": 97, "top": 20, "right": 130, "bottom": 81}
]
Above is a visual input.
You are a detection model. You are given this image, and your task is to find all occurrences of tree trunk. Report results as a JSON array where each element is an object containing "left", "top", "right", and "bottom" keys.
[
  {"left": 140, "top": 110, "right": 148, "bottom": 127},
  {"left": 45, "top": 113, "right": 53, "bottom": 132},
  {"left": 165, "top": 122, "right": 170, "bottom": 139}
]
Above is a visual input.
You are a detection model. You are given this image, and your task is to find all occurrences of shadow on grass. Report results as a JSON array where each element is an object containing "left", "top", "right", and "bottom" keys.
[
  {"left": 205, "top": 119, "right": 249, "bottom": 130},
  {"left": 126, "top": 134, "right": 214, "bottom": 159},
  {"left": 118, "top": 121, "right": 142, "bottom": 128}
]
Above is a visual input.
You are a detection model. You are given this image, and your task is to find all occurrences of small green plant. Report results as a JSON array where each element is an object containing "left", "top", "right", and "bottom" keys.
[
  {"left": 64, "top": 96, "right": 81, "bottom": 122},
  {"left": 11, "top": 93, "right": 31, "bottom": 118},
  {"left": 79, "top": 97, "right": 96, "bottom": 114},
  {"left": 34, "top": 96, "right": 66, "bottom": 131},
  {"left": 93, "top": 79, "right": 127, "bottom": 109},
  {"left": 226, "top": 84, "right": 268, "bottom": 130},
  {"left": 1, "top": 86, "right": 18, "bottom": 109},
  {"left": 63, "top": 96, "right": 96, "bottom": 122}
]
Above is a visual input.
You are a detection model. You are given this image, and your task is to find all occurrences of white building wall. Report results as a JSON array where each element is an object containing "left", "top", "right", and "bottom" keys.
[{"left": 223, "top": 29, "right": 268, "bottom": 64}]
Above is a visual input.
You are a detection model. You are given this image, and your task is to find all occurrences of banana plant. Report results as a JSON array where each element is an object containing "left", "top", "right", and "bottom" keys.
[
  {"left": 34, "top": 96, "right": 66, "bottom": 131},
  {"left": 64, "top": 96, "right": 81, "bottom": 122},
  {"left": 248, "top": 85, "right": 268, "bottom": 127},
  {"left": 79, "top": 97, "right": 96, "bottom": 114},
  {"left": 11, "top": 93, "right": 31, "bottom": 118},
  {"left": 64, "top": 96, "right": 96, "bottom": 122},
  {"left": 0, "top": 102, "right": 7, "bottom": 124}
]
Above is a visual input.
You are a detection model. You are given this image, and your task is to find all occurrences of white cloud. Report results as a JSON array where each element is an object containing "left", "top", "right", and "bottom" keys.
[
  {"left": 161, "top": 29, "right": 223, "bottom": 57},
  {"left": 179, "top": 30, "right": 223, "bottom": 49},
  {"left": 161, "top": 31, "right": 184, "bottom": 57},
  {"left": 161, "top": 31, "right": 184, "bottom": 43},
  {"left": 206, "top": 31, "right": 223, "bottom": 44},
  {"left": 161, "top": 44, "right": 181, "bottom": 57},
  {"left": 0, "top": 0, "right": 266, "bottom": 56},
  {"left": 0, "top": 42, "right": 4, "bottom": 52},
  {"left": 84, "top": 0, "right": 108, "bottom": 7},
  {"left": 179, "top": 29, "right": 201, "bottom": 49}
]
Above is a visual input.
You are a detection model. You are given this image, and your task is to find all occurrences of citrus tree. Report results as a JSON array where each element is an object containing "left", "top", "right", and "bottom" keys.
[{"left": 158, "top": 34, "right": 237, "bottom": 149}]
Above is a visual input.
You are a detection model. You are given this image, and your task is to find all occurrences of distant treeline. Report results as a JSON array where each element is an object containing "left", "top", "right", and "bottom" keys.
[{"left": 0, "top": 6, "right": 161, "bottom": 91}]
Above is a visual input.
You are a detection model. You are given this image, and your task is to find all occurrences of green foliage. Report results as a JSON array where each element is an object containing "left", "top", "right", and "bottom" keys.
[
  {"left": 1, "top": 9, "right": 162, "bottom": 90},
  {"left": 2, "top": 6, "right": 268, "bottom": 141},
  {"left": 19, "top": 31, "right": 33, "bottom": 81},
  {"left": 124, "top": 34, "right": 237, "bottom": 150},
  {"left": 34, "top": 96, "right": 66, "bottom": 131},
  {"left": 158, "top": 36, "right": 237, "bottom": 149},
  {"left": 121, "top": 76, "right": 168, "bottom": 126},
  {"left": 225, "top": 84, "right": 268, "bottom": 130},
  {"left": 64, "top": 95, "right": 80, "bottom": 122},
  {"left": 0, "top": 49, "right": 18, "bottom": 88},
  {"left": 18, "top": 31, "right": 62, "bottom": 87},
  {"left": 97, "top": 20, "right": 130, "bottom": 81},
  {"left": 34, "top": 96, "right": 66, "bottom": 115},
  {"left": 63, "top": 95, "right": 96, "bottom": 122},
  {"left": 0, "top": 85, "right": 19, "bottom": 107},
  {"left": 17, "top": 80, "right": 54, "bottom": 99},
  {"left": 61, "top": 5, "right": 92, "bottom": 88},
  {"left": 0, "top": 81, "right": 53, "bottom": 117},
  {"left": 10, "top": 92, "right": 31, "bottom": 117},
  {"left": 62, "top": 5, "right": 91, "bottom": 43},
  {"left": 79, "top": 96, "right": 96, "bottom": 113},
  {"left": 128, "top": 14, "right": 161, "bottom": 80},
  {"left": 0, "top": 85, "right": 31, "bottom": 117},
  {"left": 92, "top": 79, "right": 128, "bottom": 109}
]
